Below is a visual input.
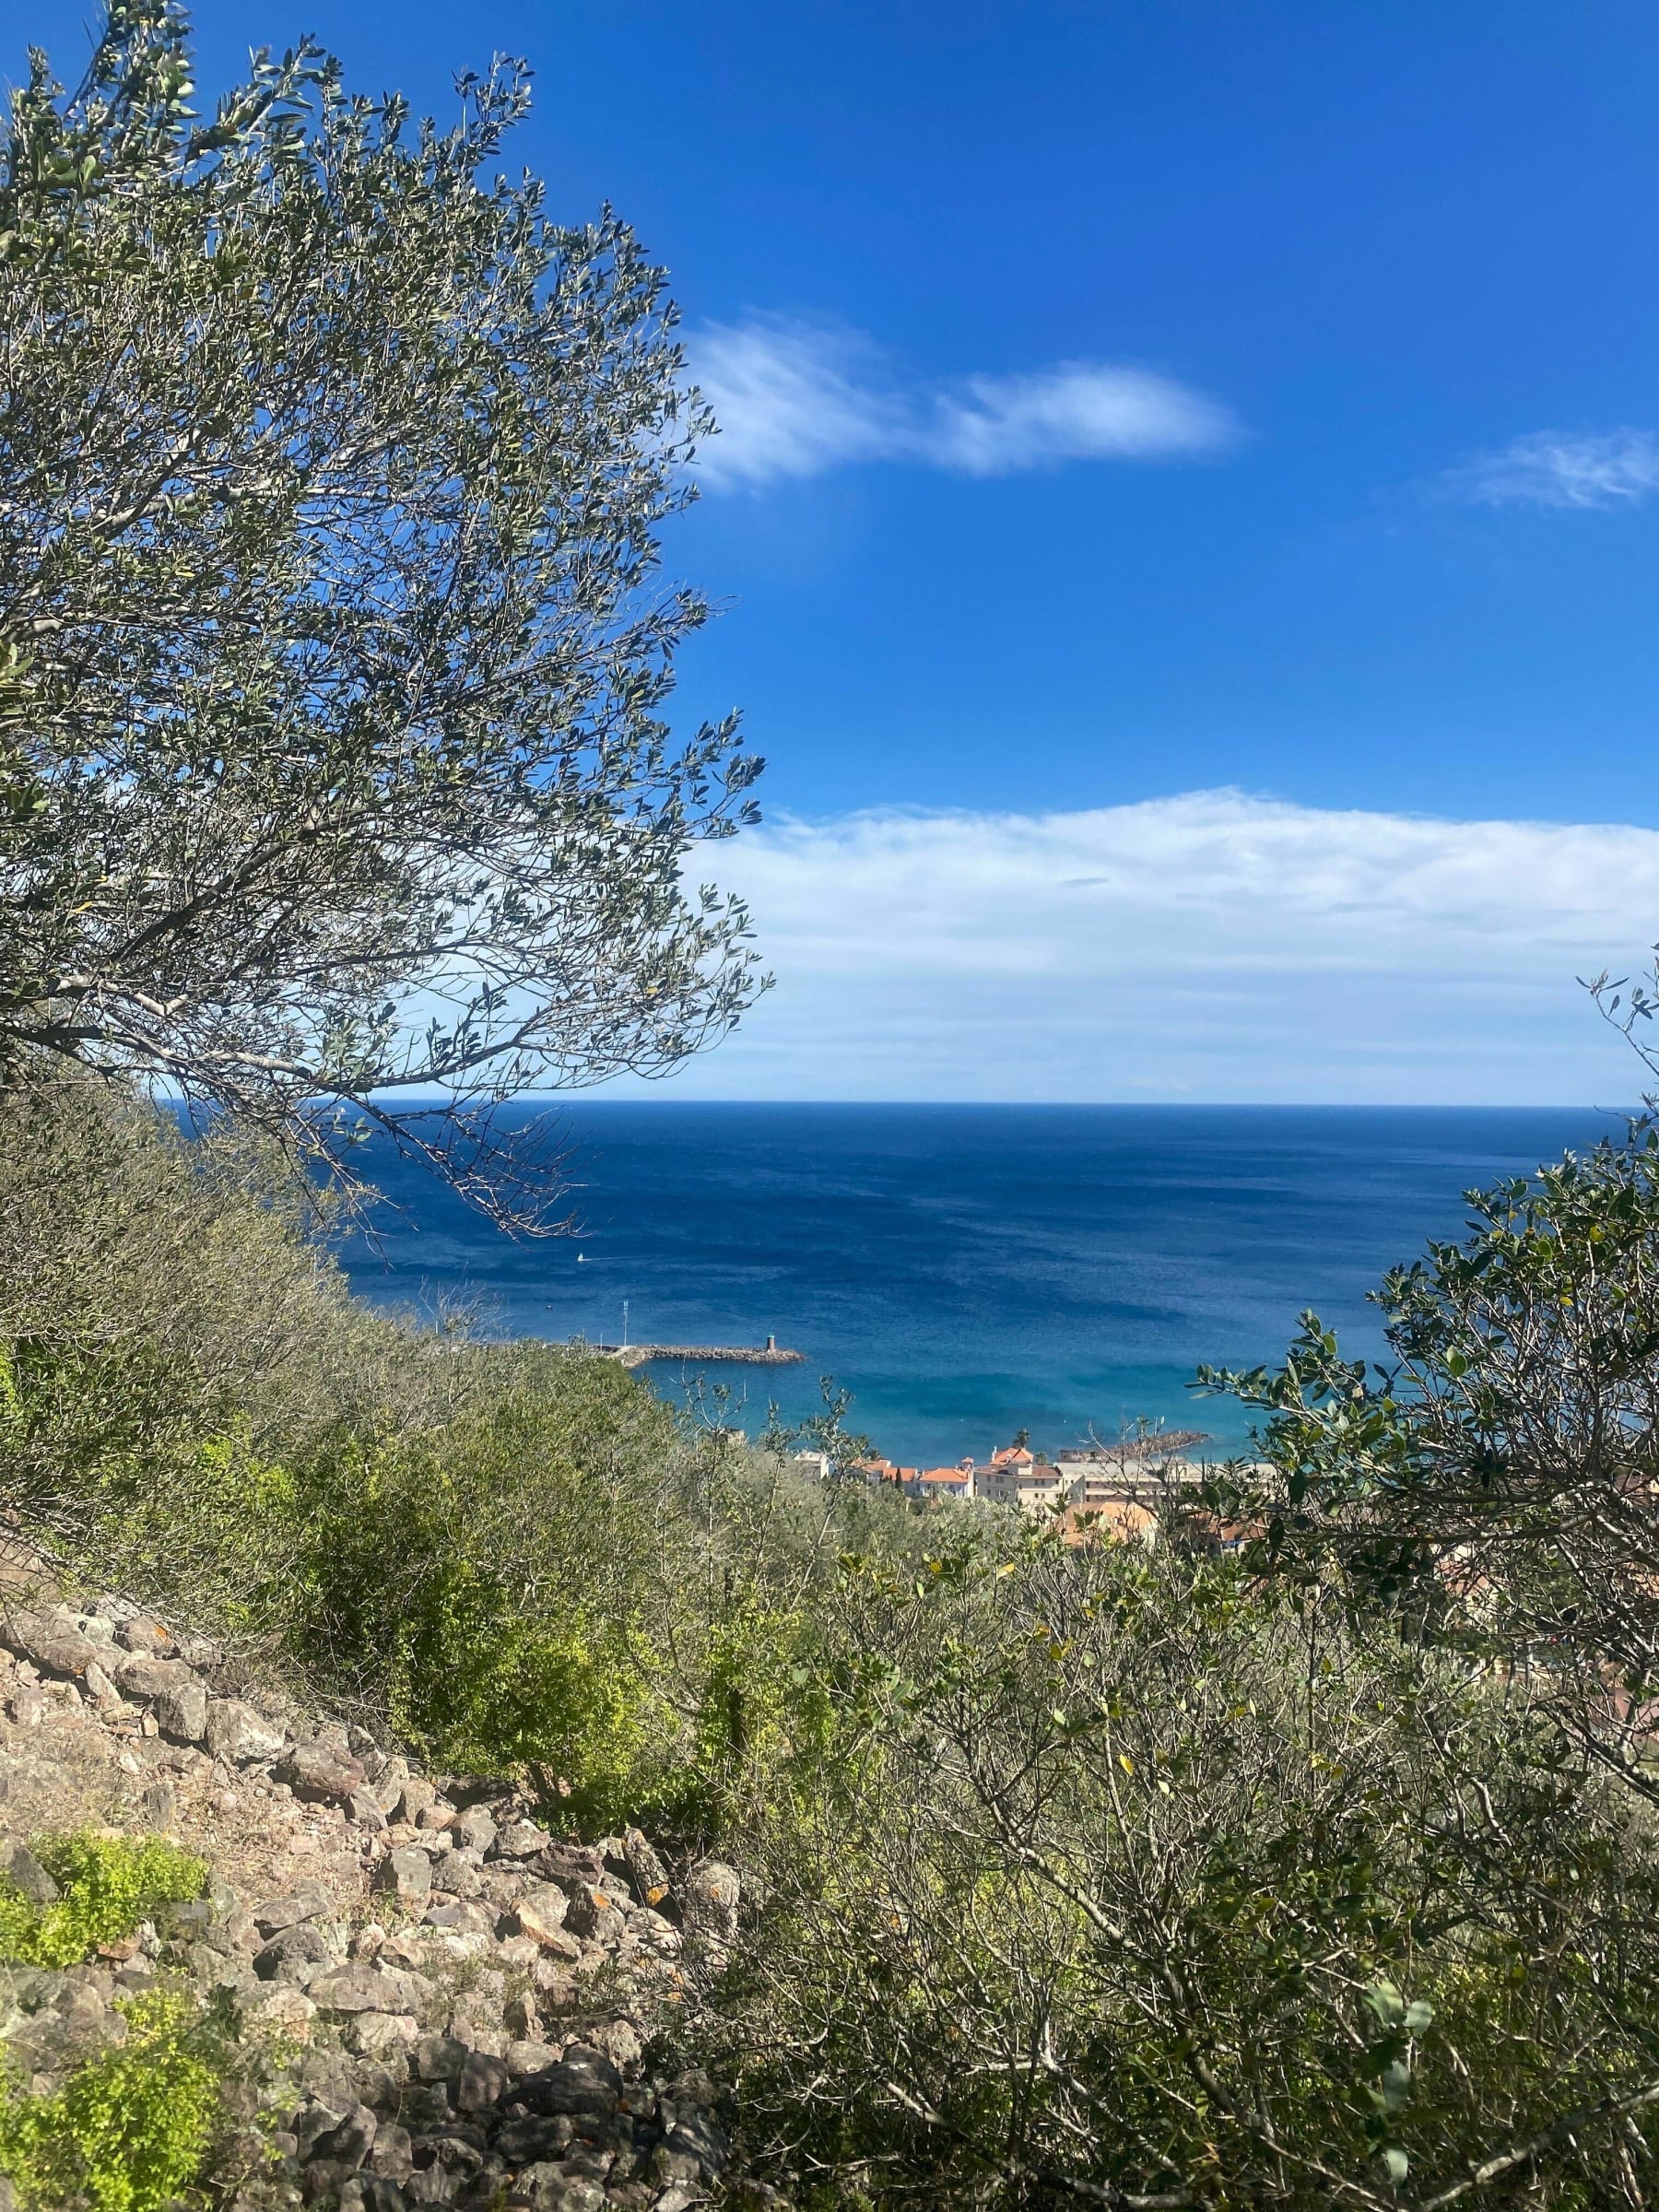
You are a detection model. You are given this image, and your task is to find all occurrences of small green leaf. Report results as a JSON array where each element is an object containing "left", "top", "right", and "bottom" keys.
[{"left": 1363, "top": 1979, "right": 1405, "bottom": 2029}]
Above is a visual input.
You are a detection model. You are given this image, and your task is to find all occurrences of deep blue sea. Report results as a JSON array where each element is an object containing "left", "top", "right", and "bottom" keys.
[{"left": 335, "top": 1104, "right": 1627, "bottom": 1465}]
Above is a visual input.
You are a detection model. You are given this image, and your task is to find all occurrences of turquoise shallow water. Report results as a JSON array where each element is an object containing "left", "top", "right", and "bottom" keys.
[{"left": 336, "top": 1102, "right": 1627, "bottom": 1465}]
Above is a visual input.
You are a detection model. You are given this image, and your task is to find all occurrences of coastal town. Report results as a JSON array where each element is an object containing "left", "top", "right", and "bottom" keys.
[{"left": 788, "top": 1429, "right": 1221, "bottom": 1544}]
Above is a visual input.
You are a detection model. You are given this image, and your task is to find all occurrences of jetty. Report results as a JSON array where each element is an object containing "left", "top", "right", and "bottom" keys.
[{"left": 595, "top": 1336, "right": 805, "bottom": 1371}]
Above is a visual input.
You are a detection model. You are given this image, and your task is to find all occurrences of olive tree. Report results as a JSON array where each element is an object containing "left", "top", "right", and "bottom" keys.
[{"left": 0, "top": 1, "right": 762, "bottom": 1224}]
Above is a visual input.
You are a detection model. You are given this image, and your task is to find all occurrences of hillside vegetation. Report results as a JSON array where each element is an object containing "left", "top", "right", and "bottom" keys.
[
  {"left": 0, "top": 1068, "right": 920, "bottom": 1841},
  {"left": 9, "top": 1067, "right": 1659, "bottom": 2210}
]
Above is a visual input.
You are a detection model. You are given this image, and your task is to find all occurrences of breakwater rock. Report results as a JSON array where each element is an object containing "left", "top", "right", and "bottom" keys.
[{"left": 597, "top": 1345, "right": 804, "bottom": 1372}]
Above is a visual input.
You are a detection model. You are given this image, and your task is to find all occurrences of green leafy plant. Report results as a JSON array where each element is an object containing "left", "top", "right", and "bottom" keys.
[
  {"left": 0, "top": 1832, "right": 205, "bottom": 1969},
  {"left": 714, "top": 1537, "right": 1659, "bottom": 2208},
  {"left": 0, "top": 1991, "right": 220, "bottom": 2212}
]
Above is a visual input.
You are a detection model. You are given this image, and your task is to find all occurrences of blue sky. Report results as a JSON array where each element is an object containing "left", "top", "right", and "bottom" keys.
[{"left": 20, "top": 0, "right": 1659, "bottom": 1097}]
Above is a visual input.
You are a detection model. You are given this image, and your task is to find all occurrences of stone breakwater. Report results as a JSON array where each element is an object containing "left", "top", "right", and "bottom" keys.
[
  {"left": 596, "top": 1347, "right": 804, "bottom": 1372},
  {"left": 0, "top": 1588, "right": 765, "bottom": 2212}
]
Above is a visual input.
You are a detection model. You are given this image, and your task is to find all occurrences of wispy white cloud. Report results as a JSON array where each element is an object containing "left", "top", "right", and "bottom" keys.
[
  {"left": 1442, "top": 429, "right": 1659, "bottom": 511},
  {"left": 924, "top": 363, "right": 1234, "bottom": 476},
  {"left": 620, "top": 793, "right": 1659, "bottom": 1101},
  {"left": 684, "top": 320, "right": 903, "bottom": 488},
  {"left": 688, "top": 315, "right": 1237, "bottom": 489}
]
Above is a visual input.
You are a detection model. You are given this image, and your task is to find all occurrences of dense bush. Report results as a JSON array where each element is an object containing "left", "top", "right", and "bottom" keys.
[
  {"left": 0, "top": 1991, "right": 221, "bottom": 2212},
  {"left": 271, "top": 1382, "right": 883, "bottom": 1828},
  {"left": 702, "top": 1125, "right": 1659, "bottom": 2206},
  {"left": 0, "top": 1832, "right": 205, "bottom": 1971},
  {"left": 0, "top": 1834, "right": 219, "bottom": 2212},
  {"left": 714, "top": 1535, "right": 1659, "bottom": 2208}
]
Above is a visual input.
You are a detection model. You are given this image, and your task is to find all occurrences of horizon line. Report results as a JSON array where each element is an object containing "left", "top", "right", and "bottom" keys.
[{"left": 352, "top": 1094, "right": 1636, "bottom": 1112}]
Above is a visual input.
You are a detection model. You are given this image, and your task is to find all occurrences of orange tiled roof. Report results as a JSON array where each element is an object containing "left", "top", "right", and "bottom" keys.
[
  {"left": 852, "top": 1456, "right": 908, "bottom": 1481},
  {"left": 1059, "top": 1497, "right": 1158, "bottom": 1547}
]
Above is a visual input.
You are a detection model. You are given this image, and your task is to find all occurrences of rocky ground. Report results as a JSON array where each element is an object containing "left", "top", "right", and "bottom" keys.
[{"left": 0, "top": 1568, "right": 758, "bottom": 2212}]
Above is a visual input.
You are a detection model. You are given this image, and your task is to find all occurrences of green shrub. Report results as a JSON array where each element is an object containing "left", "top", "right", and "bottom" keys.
[
  {"left": 279, "top": 1398, "right": 877, "bottom": 1832},
  {"left": 718, "top": 1538, "right": 1659, "bottom": 2208},
  {"left": 0, "top": 1991, "right": 219, "bottom": 2212},
  {"left": 0, "top": 1833, "right": 205, "bottom": 1970}
]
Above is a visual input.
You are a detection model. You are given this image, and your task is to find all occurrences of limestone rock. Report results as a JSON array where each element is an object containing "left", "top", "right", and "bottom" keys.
[
  {"left": 0, "top": 1841, "right": 58, "bottom": 1905},
  {"left": 7, "top": 1980, "right": 126, "bottom": 2069},
  {"left": 530, "top": 1841, "right": 606, "bottom": 1888},
  {"left": 684, "top": 1857, "right": 741, "bottom": 1945},
  {"left": 451, "top": 1806, "right": 496, "bottom": 1856},
  {"left": 153, "top": 1678, "right": 208, "bottom": 1743},
  {"left": 522, "top": 2160, "right": 612, "bottom": 2212},
  {"left": 368, "top": 2121, "right": 415, "bottom": 2183},
  {"left": 309, "top": 1962, "right": 432, "bottom": 2016},
  {"left": 278, "top": 1740, "right": 367, "bottom": 1803},
  {"left": 291, "top": 2096, "right": 353, "bottom": 2163},
  {"left": 592, "top": 2017, "right": 643, "bottom": 2073},
  {"left": 3, "top": 1608, "right": 107, "bottom": 1680},
  {"left": 376, "top": 1928, "right": 429, "bottom": 1973},
  {"left": 667, "top": 2098, "right": 731, "bottom": 2178},
  {"left": 204, "top": 1697, "right": 286, "bottom": 1765},
  {"left": 110, "top": 1649, "right": 185, "bottom": 1701},
  {"left": 393, "top": 1776, "right": 437, "bottom": 1826},
  {"left": 368, "top": 1756, "right": 410, "bottom": 1814},
  {"left": 455, "top": 2048, "right": 511, "bottom": 2111},
  {"left": 625, "top": 1907, "right": 681, "bottom": 1958},
  {"left": 113, "top": 1615, "right": 177, "bottom": 1657},
  {"left": 376, "top": 1847, "right": 432, "bottom": 1904},
  {"left": 424, "top": 1848, "right": 482, "bottom": 1900},
  {"left": 504, "top": 2038, "right": 560, "bottom": 2077},
  {"left": 520, "top": 2044, "right": 621, "bottom": 2120},
  {"left": 420, "top": 1901, "right": 493, "bottom": 1936},
  {"left": 251, "top": 1882, "right": 333, "bottom": 1938},
  {"left": 241, "top": 1983, "right": 317, "bottom": 2036},
  {"left": 509, "top": 1883, "right": 570, "bottom": 1949},
  {"left": 104, "top": 1652, "right": 207, "bottom": 1741},
  {"left": 348, "top": 2011, "right": 420, "bottom": 2059},
  {"left": 496, "top": 2120, "right": 574, "bottom": 2167},
  {"left": 561, "top": 1882, "right": 626, "bottom": 1945},
  {"left": 254, "top": 1920, "right": 337, "bottom": 1979},
  {"left": 412, "top": 2032, "right": 468, "bottom": 2082},
  {"left": 621, "top": 1827, "right": 671, "bottom": 1909},
  {"left": 489, "top": 1819, "right": 548, "bottom": 1860},
  {"left": 138, "top": 1782, "right": 176, "bottom": 1830},
  {"left": 310, "top": 2098, "right": 378, "bottom": 2167}
]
